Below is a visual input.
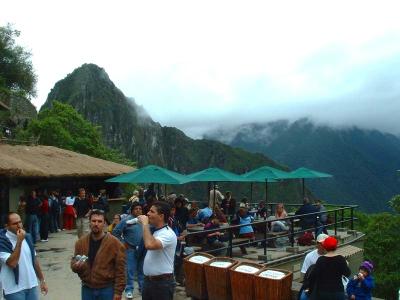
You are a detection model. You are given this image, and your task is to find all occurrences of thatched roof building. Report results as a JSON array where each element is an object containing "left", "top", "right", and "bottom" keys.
[
  {"left": 0, "top": 145, "right": 134, "bottom": 214},
  {"left": 0, "top": 144, "right": 134, "bottom": 177}
]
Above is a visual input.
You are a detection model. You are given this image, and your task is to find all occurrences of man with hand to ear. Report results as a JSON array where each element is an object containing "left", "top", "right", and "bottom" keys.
[
  {"left": 137, "top": 201, "right": 177, "bottom": 300},
  {"left": 0, "top": 212, "right": 48, "bottom": 299}
]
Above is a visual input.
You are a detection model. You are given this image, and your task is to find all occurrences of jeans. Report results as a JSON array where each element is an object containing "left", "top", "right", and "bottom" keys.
[
  {"left": 49, "top": 212, "right": 60, "bottom": 232},
  {"left": 299, "top": 290, "right": 309, "bottom": 300},
  {"left": 4, "top": 287, "right": 39, "bottom": 300},
  {"left": 25, "top": 214, "right": 39, "bottom": 243},
  {"left": 125, "top": 248, "right": 144, "bottom": 293},
  {"left": 82, "top": 285, "right": 114, "bottom": 300},
  {"left": 142, "top": 278, "right": 175, "bottom": 300}
]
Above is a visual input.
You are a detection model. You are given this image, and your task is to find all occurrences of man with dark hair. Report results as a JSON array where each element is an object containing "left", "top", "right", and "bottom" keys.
[
  {"left": 112, "top": 202, "right": 144, "bottom": 299},
  {"left": 0, "top": 212, "right": 48, "bottom": 299},
  {"left": 138, "top": 202, "right": 177, "bottom": 300},
  {"left": 74, "top": 188, "right": 90, "bottom": 238},
  {"left": 71, "top": 210, "right": 126, "bottom": 300},
  {"left": 295, "top": 197, "right": 318, "bottom": 231},
  {"left": 25, "top": 190, "right": 41, "bottom": 244}
]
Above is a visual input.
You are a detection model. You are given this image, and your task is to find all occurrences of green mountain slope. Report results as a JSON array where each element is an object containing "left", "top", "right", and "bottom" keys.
[
  {"left": 206, "top": 119, "right": 400, "bottom": 211},
  {"left": 41, "top": 64, "right": 303, "bottom": 203}
]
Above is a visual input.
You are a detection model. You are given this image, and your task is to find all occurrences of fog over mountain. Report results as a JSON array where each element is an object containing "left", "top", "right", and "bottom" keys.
[{"left": 3, "top": 2, "right": 400, "bottom": 140}]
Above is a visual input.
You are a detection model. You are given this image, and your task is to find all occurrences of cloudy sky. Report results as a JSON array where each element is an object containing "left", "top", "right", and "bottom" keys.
[{"left": 2, "top": 0, "right": 400, "bottom": 138}]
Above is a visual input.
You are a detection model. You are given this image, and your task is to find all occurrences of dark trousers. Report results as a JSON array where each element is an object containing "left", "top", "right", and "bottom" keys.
[
  {"left": 40, "top": 213, "right": 49, "bottom": 240},
  {"left": 142, "top": 278, "right": 175, "bottom": 300},
  {"left": 49, "top": 212, "right": 60, "bottom": 232}
]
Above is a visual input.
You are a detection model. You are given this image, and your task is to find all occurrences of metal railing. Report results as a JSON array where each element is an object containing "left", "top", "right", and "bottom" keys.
[{"left": 181, "top": 204, "right": 358, "bottom": 262}]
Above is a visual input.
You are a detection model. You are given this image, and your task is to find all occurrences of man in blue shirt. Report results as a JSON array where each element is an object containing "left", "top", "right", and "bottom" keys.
[{"left": 112, "top": 202, "right": 144, "bottom": 299}]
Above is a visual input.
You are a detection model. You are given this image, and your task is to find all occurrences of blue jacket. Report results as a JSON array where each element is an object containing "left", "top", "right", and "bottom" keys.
[
  {"left": 346, "top": 275, "right": 374, "bottom": 300},
  {"left": 112, "top": 215, "right": 143, "bottom": 247},
  {"left": 0, "top": 229, "right": 36, "bottom": 284}
]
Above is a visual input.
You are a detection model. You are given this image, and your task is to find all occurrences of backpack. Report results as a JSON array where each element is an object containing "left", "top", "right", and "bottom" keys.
[{"left": 297, "top": 231, "right": 314, "bottom": 246}]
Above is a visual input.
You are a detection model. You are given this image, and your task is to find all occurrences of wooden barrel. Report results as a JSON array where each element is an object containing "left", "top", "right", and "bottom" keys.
[
  {"left": 254, "top": 268, "right": 293, "bottom": 300},
  {"left": 183, "top": 252, "right": 214, "bottom": 299},
  {"left": 229, "top": 262, "right": 264, "bottom": 300},
  {"left": 204, "top": 257, "right": 239, "bottom": 300}
]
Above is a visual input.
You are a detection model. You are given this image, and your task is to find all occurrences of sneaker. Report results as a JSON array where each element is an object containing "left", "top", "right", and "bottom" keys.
[
  {"left": 40, "top": 239, "right": 49, "bottom": 242},
  {"left": 125, "top": 291, "right": 133, "bottom": 299}
]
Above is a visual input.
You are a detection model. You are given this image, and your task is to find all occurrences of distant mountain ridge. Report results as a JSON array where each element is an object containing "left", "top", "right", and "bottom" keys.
[
  {"left": 41, "top": 64, "right": 304, "bottom": 203},
  {"left": 205, "top": 118, "right": 400, "bottom": 212}
]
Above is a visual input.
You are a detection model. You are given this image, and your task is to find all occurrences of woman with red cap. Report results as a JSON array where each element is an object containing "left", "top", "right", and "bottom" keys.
[{"left": 308, "top": 236, "right": 351, "bottom": 299}]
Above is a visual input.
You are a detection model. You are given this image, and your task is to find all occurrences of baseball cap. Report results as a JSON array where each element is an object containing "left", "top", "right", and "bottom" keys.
[
  {"left": 316, "top": 233, "right": 329, "bottom": 243},
  {"left": 322, "top": 236, "right": 338, "bottom": 251}
]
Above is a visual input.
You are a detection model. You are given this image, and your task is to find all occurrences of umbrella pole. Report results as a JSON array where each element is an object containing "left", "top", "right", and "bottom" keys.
[
  {"left": 302, "top": 179, "right": 305, "bottom": 198},
  {"left": 164, "top": 184, "right": 167, "bottom": 198},
  {"left": 207, "top": 182, "right": 211, "bottom": 206},
  {"left": 250, "top": 183, "right": 253, "bottom": 203},
  {"left": 157, "top": 183, "right": 160, "bottom": 198},
  {"left": 265, "top": 180, "right": 268, "bottom": 212},
  {"left": 213, "top": 181, "right": 216, "bottom": 211}
]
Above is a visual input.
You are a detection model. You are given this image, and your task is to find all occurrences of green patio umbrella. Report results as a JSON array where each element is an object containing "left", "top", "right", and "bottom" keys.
[
  {"left": 289, "top": 167, "right": 333, "bottom": 197},
  {"left": 187, "top": 167, "right": 252, "bottom": 209},
  {"left": 242, "top": 166, "right": 291, "bottom": 207},
  {"left": 105, "top": 165, "right": 193, "bottom": 185}
]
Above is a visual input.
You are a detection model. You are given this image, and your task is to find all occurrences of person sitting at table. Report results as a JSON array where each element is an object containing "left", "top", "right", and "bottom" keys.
[
  {"left": 238, "top": 207, "right": 255, "bottom": 255},
  {"left": 187, "top": 200, "right": 198, "bottom": 210},
  {"left": 239, "top": 197, "right": 249, "bottom": 209},
  {"left": 270, "top": 203, "right": 289, "bottom": 232},
  {"left": 295, "top": 197, "right": 318, "bottom": 231},
  {"left": 204, "top": 215, "right": 227, "bottom": 255},
  {"left": 214, "top": 206, "right": 228, "bottom": 223},
  {"left": 197, "top": 203, "right": 213, "bottom": 223},
  {"left": 257, "top": 201, "right": 268, "bottom": 219},
  {"left": 186, "top": 208, "right": 204, "bottom": 228}
]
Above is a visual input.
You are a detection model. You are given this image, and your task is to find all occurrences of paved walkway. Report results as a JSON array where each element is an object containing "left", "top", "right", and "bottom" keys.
[{"left": 35, "top": 230, "right": 189, "bottom": 300}]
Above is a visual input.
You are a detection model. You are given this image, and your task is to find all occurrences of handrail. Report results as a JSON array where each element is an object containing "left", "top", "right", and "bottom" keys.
[{"left": 181, "top": 204, "right": 358, "bottom": 261}]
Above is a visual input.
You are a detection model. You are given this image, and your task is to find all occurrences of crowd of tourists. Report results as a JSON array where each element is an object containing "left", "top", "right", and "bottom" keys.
[
  {"left": 16, "top": 188, "right": 110, "bottom": 243},
  {"left": 0, "top": 184, "right": 375, "bottom": 300}
]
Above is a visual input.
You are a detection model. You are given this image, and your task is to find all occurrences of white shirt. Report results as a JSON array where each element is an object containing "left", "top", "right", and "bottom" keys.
[
  {"left": 301, "top": 249, "right": 320, "bottom": 274},
  {"left": 0, "top": 231, "right": 38, "bottom": 295},
  {"left": 143, "top": 226, "right": 177, "bottom": 276},
  {"left": 65, "top": 196, "right": 75, "bottom": 205}
]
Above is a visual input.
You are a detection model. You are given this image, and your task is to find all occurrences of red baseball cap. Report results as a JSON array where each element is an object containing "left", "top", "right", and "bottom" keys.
[{"left": 322, "top": 236, "right": 338, "bottom": 251}]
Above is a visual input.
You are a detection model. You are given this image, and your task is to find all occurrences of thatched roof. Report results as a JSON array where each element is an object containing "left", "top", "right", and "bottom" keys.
[{"left": 0, "top": 144, "right": 134, "bottom": 178}]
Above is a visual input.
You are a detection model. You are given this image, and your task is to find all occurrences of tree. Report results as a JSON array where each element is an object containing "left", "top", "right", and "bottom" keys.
[
  {"left": 389, "top": 194, "right": 400, "bottom": 213},
  {"left": 363, "top": 212, "right": 400, "bottom": 300},
  {"left": 18, "top": 101, "right": 134, "bottom": 166},
  {"left": 0, "top": 24, "right": 36, "bottom": 99}
]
